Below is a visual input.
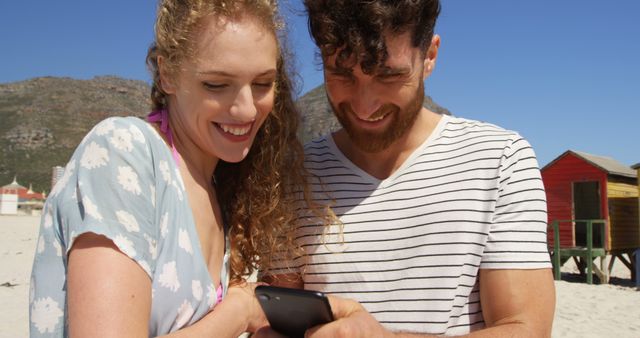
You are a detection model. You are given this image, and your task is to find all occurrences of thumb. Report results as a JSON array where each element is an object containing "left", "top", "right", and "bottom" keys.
[
  {"left": 326, "top": 295, "right": 365, "bottom": 319},
  {"left": 254, "top": 326, "right": 287, "bottom": 338}
]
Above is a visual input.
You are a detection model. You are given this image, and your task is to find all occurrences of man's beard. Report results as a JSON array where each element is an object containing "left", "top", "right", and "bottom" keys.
[{"left": 330, "top": 81, "right": 425, "bottom": 153}]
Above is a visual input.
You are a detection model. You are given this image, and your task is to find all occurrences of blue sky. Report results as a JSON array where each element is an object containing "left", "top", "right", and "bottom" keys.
[{"left": 1, "top": 0, "right": 639, "bottom": 167}]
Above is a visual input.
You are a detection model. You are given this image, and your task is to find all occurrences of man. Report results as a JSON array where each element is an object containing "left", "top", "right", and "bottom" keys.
[{"left": 264, "top": 0, "right": 555, "bottom": 337}]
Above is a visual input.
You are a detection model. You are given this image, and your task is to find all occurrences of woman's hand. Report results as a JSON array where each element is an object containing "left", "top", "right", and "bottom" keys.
[{"left": 224, "top": 281, "right": 269, "bottom": 333}]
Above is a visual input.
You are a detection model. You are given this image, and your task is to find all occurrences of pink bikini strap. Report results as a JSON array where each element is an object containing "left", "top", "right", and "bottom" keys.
[
  {"left": 216, "top": 284, "right": 224, "bottom": 304},
  {"left": 147, "top": 109, "right": 180, "bottom": 165}
]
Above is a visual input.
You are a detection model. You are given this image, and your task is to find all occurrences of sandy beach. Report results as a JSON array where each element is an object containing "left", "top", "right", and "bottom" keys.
[
  {"left": 1, "top": 215, "right": 40, "bottom": 338},
  {"left": 1, "top": 215, "right": 639, "bottom": 338}
]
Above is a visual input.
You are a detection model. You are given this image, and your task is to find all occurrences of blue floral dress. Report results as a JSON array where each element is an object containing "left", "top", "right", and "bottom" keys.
[{"left": 29, "top": 116, "right": 229, "bottom": 337}]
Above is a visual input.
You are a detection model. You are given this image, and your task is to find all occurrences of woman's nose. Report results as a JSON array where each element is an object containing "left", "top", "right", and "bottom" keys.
[{"left": 229, "top": 85, "right": 257, "bottom": 122}]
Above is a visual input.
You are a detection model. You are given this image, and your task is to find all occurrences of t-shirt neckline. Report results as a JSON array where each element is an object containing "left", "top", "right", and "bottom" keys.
[{"left": 326, "top": 114, "right": 450, "bottom": 187}]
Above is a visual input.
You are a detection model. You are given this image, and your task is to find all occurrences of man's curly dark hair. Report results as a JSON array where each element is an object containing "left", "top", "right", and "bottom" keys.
[{"left": 304, "top": 0, "right": 441, "bottom": 74}]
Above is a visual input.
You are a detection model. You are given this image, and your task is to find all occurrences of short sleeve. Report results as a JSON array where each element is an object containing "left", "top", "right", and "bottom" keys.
[
  {"left": 61, "top": 117, "right": 158, "bottom": 277},
  {"left": 480, "top": 135, "right": 552, "bottom": 269}
]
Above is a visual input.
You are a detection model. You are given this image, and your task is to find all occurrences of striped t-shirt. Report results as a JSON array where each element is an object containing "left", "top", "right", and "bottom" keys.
[{"left": 273, "top": 115, "right": 551, "bottom": 335}]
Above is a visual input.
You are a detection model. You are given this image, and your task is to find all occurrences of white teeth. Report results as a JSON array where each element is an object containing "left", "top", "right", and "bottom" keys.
[
  {"left": 364, "top": 114, "right": 386, "bottom": 122},
  {"left": 218, "top": 124, "right": 251, "bottom": 136}
]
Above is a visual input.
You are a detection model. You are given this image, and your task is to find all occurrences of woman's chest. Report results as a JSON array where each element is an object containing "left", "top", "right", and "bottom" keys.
[{"left": 147, "top": 181, "right": 227, "bottom": 333}]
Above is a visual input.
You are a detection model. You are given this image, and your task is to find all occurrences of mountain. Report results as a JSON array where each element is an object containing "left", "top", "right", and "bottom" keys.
[
  {"left": 0, "top": 76, "right": 150, "bottom": 192},
  {"left": 0, "top": 77, "right": 451, "bottom": 193},
  {"left": 296, "top": 85, "right": 451, "bottom": 143}
]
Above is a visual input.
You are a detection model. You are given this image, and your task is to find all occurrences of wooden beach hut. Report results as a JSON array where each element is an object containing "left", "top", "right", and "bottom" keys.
[
  {"left": 633, "top": 162, "right": 640, "bottom": 288},
  {"left": 541, "top": 150, "right": 639, "bottom": 283},
  {"left": 634, "top": 163, "right": 640, "bottom": 214}
]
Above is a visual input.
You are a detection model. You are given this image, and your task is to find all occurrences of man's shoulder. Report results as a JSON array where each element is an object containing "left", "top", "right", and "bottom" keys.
[{"left": 444, "top": 115, "right": 523, "bottom": 141}]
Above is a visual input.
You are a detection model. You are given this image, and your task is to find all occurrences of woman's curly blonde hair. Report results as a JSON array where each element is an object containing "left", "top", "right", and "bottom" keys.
[{"left": 146, "top": 0, "right": 316, "bottom": 284}]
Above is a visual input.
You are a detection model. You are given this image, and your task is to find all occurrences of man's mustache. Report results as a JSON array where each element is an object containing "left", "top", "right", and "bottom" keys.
[{"left": 340, "top": 103, "right": 399, "bottom": 120}]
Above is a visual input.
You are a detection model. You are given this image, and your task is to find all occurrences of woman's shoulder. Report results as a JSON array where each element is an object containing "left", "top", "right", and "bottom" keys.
[
  {"left": 88, "top": 116, "right": 162, "bottom": 142},
  {"left": 59, "top": 115, "right": 174, "bottom": 190},
  {"left": 76, "top": 116, "right": 167, "bottom": 157}
]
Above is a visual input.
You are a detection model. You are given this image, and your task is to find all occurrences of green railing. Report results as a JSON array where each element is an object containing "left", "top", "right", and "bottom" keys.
[{"left": 550, "top": 219, "right": 607, "bottom": 284}]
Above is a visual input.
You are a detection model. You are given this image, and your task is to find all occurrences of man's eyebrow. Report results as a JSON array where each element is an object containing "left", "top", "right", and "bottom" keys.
[
  {"left": 325, "top": 66, "right": 353, "bottom": 75},
  {"left": 377, "top": 66, "right": 411, "bottom": 76}
]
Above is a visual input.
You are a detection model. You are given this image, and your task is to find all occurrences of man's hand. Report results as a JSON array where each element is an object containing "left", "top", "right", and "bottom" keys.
[
  {"left": 305, "top": 296, "right": 392, "bottom": 338},
  {"left": 253, "top": 295, "right": 391, "bottom": 338}
]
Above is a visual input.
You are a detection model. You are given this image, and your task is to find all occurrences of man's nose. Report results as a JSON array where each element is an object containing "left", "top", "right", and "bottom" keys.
[{"left": 350, "top": 84, "right": 381, "bottom": 119}]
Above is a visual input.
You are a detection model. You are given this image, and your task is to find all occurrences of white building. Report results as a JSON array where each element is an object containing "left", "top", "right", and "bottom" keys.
[
  {"left": 51, "top": 166, "right": 65, "bottom": 191},
  {"left": 0, "top": 177, "right": 21, "bottom": 215}
]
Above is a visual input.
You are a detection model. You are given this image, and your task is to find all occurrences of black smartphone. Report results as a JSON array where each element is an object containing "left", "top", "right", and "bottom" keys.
[{"left": 255, "top": 285, "right": 334, "bottom": 338}]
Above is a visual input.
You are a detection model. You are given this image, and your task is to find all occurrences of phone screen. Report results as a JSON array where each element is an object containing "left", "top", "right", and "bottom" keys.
[{"left": 255, "top": 285, "right": 334, "bottom": 338}]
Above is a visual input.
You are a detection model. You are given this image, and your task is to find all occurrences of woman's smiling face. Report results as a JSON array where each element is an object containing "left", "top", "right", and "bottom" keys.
[{"left": 161, "top": 14, "right": 277, "bottom": 164}]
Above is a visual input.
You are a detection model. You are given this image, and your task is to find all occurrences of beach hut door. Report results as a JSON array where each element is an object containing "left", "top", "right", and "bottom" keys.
[{"left": 573, "top": 181, "right": 602, "bottom": 247}]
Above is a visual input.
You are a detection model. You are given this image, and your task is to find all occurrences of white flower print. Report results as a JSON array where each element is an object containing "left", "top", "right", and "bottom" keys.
[
  {"left": 95, "top": 118, "right": 115, "bottom": 136},
  {"left": 160, "top": 212, "right": 169, "bottom": 238},
  {"left": 176, "top": 300, "right": 195, "bottom": 328},
  {"left": 43, "top": 209, "right": 53, "bottom": 228},
  {"left": 178, "top": 229, "right": 193, "bottom": 255},
  {"left": 113, "top": 234, "right": 137, "bottom": 258},
  {"left": 31, "top": 297, "right": 64, "bottom": 334},
  {"left": 206, "top": 284, "right": 216, "bottom": 308},
  {"left": 149, "top": 184, "right": 156, "bottom": 207},
  {"left": 80, "top": 141, "right": 109, "bottom": 169},
  {"left": 50, "top": 160, "right": 75, "bottom": 197},
  {"left": 52, "top": 240, "right": 62, "bottom": 257},
  {"left": 82, "top": 196, "right": 103, "bottom": 221},
  {"left": 117, "top": 166, "right": 141, "bottom": 195},
  {"left": 129, "top": 124, "right": 146, "bottom": 143},
  {"left": 175, "top": 168, "right": 185, "bottom": 190},
  {"left": 144, "top": 233, "right": 158, "bottom": 260},
  {"left": 116, "top": 210, "right": 140, "bottom": 232},
  {"left": 192, "top": 280, "right": 203, "bottom": 301},
  {"left": 109, "top": 128, "right": 134, "bottom": 152},
  {"left": 37, "top": 235, "right": 45, "bottom": 254},
  {"left": 173, "top": 181, "right": 184, "bottom": 201},
  {"left": 159, "top": 261, "right": 180, "bottom": 292},
  {"left": 159, "top": 160, "right": 172, "bottom": 183}
]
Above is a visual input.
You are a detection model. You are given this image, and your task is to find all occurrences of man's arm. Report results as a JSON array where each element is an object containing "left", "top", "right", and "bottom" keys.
[
  {"left": 475, "top": 268, "right": 555, "bottom": 337},
  {"left": 301, "top": 269, "right": 555, "bottom": 338},
  {"left": 259, "top": 269, "right": 554, "bottom": 337}
]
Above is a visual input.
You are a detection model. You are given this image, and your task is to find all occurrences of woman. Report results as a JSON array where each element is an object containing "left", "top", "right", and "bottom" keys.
[{"left": 29, "top": 0, "right": 307, "bottom": 336}]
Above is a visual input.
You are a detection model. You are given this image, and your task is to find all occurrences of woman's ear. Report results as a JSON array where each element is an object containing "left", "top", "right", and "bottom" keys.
[
  {"left": 423, "top": 34, "right": 440, "bottom": 80},
  {"left": 158, "top": 55, "right": 176, "bottom": 94}
]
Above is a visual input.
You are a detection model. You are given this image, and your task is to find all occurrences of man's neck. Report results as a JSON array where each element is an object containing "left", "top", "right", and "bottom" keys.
[{"left": 333, "top": 109, "right": 442, "bottom": 180}]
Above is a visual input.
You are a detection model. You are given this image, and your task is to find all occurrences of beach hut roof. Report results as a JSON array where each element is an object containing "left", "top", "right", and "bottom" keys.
[
  {"left": 1, "top": 176, "right": 26, "bottom": 190},
  {"left": 544, "top": 150, "right": 636, "bottom": 178},
  {"left": 632, "top": 163, "right": 640, "bottom": 169}
]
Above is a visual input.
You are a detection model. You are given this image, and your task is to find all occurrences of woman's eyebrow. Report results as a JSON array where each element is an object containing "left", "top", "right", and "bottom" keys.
[{"left": 197, "top": 69, "right": 277, "bottom": 77}]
